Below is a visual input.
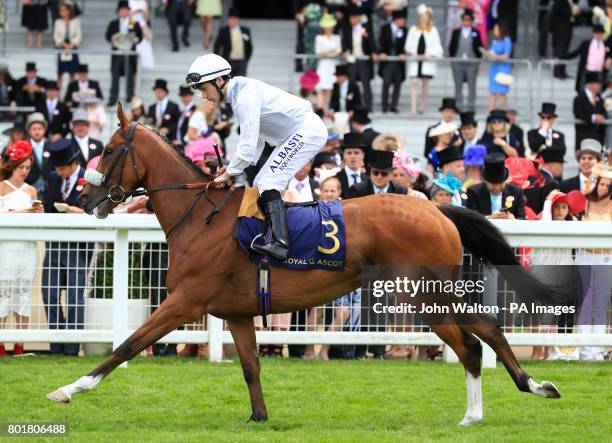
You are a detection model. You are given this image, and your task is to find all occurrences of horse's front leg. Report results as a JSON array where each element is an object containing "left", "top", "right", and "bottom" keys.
[
  {"left": 226, "top": 316, "right": 268, "bottom": 422},
  {"left": 47, "top": 293, "right": 196, "bottom": 403}
]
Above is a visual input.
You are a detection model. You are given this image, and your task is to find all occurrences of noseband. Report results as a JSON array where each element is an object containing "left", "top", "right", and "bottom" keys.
[{"left": 85, "top": 121, "right": 233, "bottom": 238}]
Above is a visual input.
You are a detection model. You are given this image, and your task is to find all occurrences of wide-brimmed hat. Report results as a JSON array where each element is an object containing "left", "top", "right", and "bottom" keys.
[
  {"left": 432, "top": 172, "right": 463, "bottom": 195},
  {"left": 487, "top": 109, "right": 509, "bottom": 123},
  {"left": 152, "top": 79, "right": 169, "bottom": 92},
  {"left": 538, "top": 102, "right": 557, "bottom": 117},
  {"left": 482, "top": 153, "right": 509, "bottom": 184},
  {"left": 550, "top": 191, "right": 587, "bottom": 215},
  {"left": 319, "top": 14, "right": 337, "bottom": 28},
  {"left": 49, "top": 139, "right": 79, "bottom": 166},
  {"left": 351, "top": 106, "right": 371, "bottom": 124},
  {"left": 130, "top": 97, "right": 144, "bottom": 110},
  {"left": 71, "top": 109, "right": 90, "bottom": 124},
  {"left": 537, "top": 148, "right": 565, "bottom": 163},
  {"left": 429, "top": 121, "right": 457, "bottom": 137},
  {"left": 460, "top": 111, "right": 477, "bottom": 127},
  {"left": 438, "top": 97, "right": 458, "bottom": 112},
  {"left": 368, "top": 150, "right": 395, "bottom": 170},
  {"left": 575, "top": 138, "right": 602, "bottom": 162},
  {"left": 464, "top": 144, "right": 487, "bottom": 167},
  {"left": 26, "top": 112, "right": 47, "bottom": 130},
  {"left": 591, "top": 161, "right": 612, "bottom": 179},
  {"left": 342, "top": 132, "right": 368, "bottom": 151},
  {"left": 437, "top": 146, "right": 464, "bottom": 166},
  {"left": 300, "top": 69, "right": 320, "bottom": 90}
]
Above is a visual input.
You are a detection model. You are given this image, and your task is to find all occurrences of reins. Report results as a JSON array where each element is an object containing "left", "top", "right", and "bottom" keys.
[{"left": 93, "top": 121, "right": 234, "bottom": 239}]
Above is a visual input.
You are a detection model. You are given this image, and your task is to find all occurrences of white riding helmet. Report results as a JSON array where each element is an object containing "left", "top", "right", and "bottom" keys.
[{"left": 184, "top": 54, "right": 232, "bottom": 88}]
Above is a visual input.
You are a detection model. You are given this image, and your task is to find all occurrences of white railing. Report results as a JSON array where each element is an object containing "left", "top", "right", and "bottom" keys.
[{"left": 0, "top": 214, "right": 610, "bottom": 366}]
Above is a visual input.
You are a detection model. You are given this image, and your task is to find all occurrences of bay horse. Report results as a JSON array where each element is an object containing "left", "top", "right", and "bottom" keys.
[{"left": 48, "top": 104, "right": 561, "bottom": 426}]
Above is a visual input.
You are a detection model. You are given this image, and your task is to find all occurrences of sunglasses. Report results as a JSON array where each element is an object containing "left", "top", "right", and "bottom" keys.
[{"left": 371, "top": 169, "right": 389, "bottom": 177}]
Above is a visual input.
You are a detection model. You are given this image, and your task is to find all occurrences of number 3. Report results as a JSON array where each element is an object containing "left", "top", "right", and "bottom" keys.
[{"left": 318, "top": 220, "right": 340, "bottom": 255}]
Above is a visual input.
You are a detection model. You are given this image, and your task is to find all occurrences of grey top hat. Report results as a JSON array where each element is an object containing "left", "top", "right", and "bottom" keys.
[{"left": 575, "top": 138, "right": 603, "bottom": 162}]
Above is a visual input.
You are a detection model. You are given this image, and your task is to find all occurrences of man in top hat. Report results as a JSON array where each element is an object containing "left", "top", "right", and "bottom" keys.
[
  {"left": 35, "top": 81, "right": 72, "bottom": 142},
  {"left": 424, "top": 97, "right": 463, "bottom": 158},
  {"left": 460, "top": 111, "right": 479, "bottom": 151},
  {"left": 330, "top": 64, "right": 361, "bottom": 115},
  {"left": 63, "top": 64, "right": 103, "bottom": 108},
  {"left": 174, "top": 86, "right": 197, "bottom": 147},
  {"left": 350, "top": 105, "right": 379, "bottom": 155},
  {"left": 16, "top": 62, "right": 47, "bottom": 107},
  {"left": 573, "top": 71, "right": 607, "bottom": 151},
  {"left": 448, "top": 9, "right": 483, "bottom": 112},
  {"left": 378, "top": 8, "right": 407, "bottom": 113},
  {"left": 466, "top": 153, "right": 525, "bottom": 219},
  {"left": 69, "top": 109, "right": 104, "bottom": 167},
  {"left": 147, "top": 79, "right": 180, "bottom": 137},
  {"left": 527, "top": 103, "right": 567, "bottom": 156},
  {"left": 335, "top": 132, "right": 368, "bottom": 197},
  {"left": 559, "top": 138, "right": 602, "bottom": 193},
  {"left": 346, "top": 149, "right": 406, "bottom": 198},
  {"left": 24, "top": 112, "right": 52, "bottom": 198},
  {"left": 105, "top": 1, "right": 143, "bottom": 106},
  {"left": 537, "top": 147, "right": 565, "bottom": 183},
  {"left": 342, "top": 5, "right": 376, "bottom": 110},
  {"left": 213, "top": 8, "right": 253, "bottom": 77},
  {"left": 566, "top": 24, "right": 611, "bottom": 93},
  {"left": 42, "top": 139, "right": 92, "bottom": 356},
  {"left": 164, "top": 0, "right": 193, "bottom": 52},
  {"left": 437, "top": 145, "right": 465, "bottom": 182}
]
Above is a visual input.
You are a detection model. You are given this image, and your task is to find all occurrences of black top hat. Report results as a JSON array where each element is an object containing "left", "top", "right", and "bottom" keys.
[
  {"left": 49, "top": 139, "right": 79, "bottom": 167},
  {"left": 584, "top": 70, "right": 601, "bottom": 84},
  {"left": 437, "top": 146, "right": 464, "bottom": 166},
  {"left": 335, "top": 64, "right": 349, "bottom": 77},
  {"left": 439, "top": 97, "right": 458, "bottom": 112},
  {"left": 593, "top": 24, "right": 605, "bottom": 33},
  {"left": 77, "top": 63, "right": 88, "bottom": 73},
  {"left": 117, "top": 0, "right": 130, "bottom": 11},
  {"left": 152, "top": 79, "right": 169, "bottom": 92},
  {"left": 46, "top": 80, "right": 59, "bottom": 90},
  {"left": 487, "top": 109, "right": 509, "bottom": 123},
  {"left": 460, "top": 111, "right": 477, "bottom": 127},
  {"left": 342, "top": 132, "right": 368, "bottom": 150},
  {"left": 537, "top": 148, "right": 566, "bottom": 164},
  {"left": 352, "top": 106, "right": 371, "bottom": 124},
  {"left": 179, "top": 85, "right": 193, "bottom": 96},
  {"left": 538, "top": 102, "right": 557, "bottom": 117},
  {"left": 462, "top": 8, "right": 474, "bottom": 19},
  {"left": 391, "top": 8, "right": 407, "bottom": 19},
  {"left": 347, "top": 5, "right": 362, "bottom": 16},
  {"left": 482, "top": 153, "right": 509, "bottom": 184},
  {"left": 368, "top": 150, "right": 395, "bottom": 170},
  {"left": 227, "top": 7, "right": 239, "bottom": 17},
  {"left": 312, "top": 152, "right": 337, "bottom": 169},
  {"left": 25, "top": 62, "right": 36, "bottom": 71}
]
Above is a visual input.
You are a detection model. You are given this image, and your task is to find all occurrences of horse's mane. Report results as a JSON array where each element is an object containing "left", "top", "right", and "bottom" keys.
[{"left": 142, "top": 124, "right": 210, "bottom": 180}]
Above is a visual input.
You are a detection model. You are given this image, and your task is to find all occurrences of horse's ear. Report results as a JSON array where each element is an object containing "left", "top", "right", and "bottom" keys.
[{"left": 116, "top": 102, "right": 130, "bottom": 131}]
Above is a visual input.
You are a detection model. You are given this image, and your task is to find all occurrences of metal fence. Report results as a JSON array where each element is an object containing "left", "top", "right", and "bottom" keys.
[{"left": 0, "top": 214, "right": 610, "bottom": 366}]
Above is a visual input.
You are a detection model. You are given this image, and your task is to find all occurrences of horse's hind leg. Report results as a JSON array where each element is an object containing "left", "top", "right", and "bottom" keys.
[
  {"left": 47, "top": 294, "right": 196, "bottom": 404},
  {"left": 226, "top": 317, "right": 268, "bottom": 422},
  {"left": 430, "top": 323, "right": 483, "bottom": 426},
  {"left": 466, "top": 317, "right": 561, "bottom": 399}
]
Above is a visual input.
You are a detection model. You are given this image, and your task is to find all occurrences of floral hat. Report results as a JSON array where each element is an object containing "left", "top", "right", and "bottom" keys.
[
  {"left": 432, "top": 172, "right": 462, "bottom": 195},
  {"left": 5, "top": 140, "right": 33, "bottom": 162}
]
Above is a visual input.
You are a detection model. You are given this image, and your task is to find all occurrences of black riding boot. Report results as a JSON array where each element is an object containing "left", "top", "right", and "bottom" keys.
[{"left": 253, "top": 194, "right": 290, "bottom": 260}]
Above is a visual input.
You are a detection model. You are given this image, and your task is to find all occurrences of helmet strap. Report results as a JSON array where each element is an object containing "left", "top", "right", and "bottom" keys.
[{"left": 210, "top": 76, "right": 230, "bottom": 102}]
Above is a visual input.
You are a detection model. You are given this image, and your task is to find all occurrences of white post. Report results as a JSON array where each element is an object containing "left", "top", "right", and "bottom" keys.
[
  {"left": 207, "top": 314, "right": 224, "bottom": 362},
  {"left": 113, "top": 229, "right": 129, "bottom": 368},
  {"left": 482, "top": 267, "right": 498, "bottom": 368}
]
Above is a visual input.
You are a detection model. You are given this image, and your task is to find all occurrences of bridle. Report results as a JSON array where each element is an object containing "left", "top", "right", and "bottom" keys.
[{"left": 87, "top": 121, "right": 233, "bottom": 239}]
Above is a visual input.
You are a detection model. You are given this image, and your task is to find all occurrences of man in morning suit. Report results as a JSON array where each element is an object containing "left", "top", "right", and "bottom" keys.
[
  {"left": 350, "top": 106, "right": 379, "bottom": 156},
  {"left": 335, "top": 132, "right": 367, "bottom": 198},
  {"left": 146, "top": 79, "right": 180, "bottom": 138},
  {"left": 329, "top": 64, "right": 361, "bottom": 115},
  {"left": 213, "top": 8, "right": 253, "bottom": 77},
  {"left": 16, "top": 62, "right": 47, "bottom": 108},
  {"left": 378, "top": 8, "right": 407, "bottom": 113},
  {"left": 42, "top": 140, "right": 92, "bottom": 355},
  {"left": 527, "top": 102, "right": 566, "bottom": 156},
  {"left": 559, "top": 138, "right": 602, "bottom": 193},
  {"left": 25, "top": 112, "right": 52, "bottom": 200},
  {"left": 70, "top": 109, "right": 104, "bottom": 167},
  {"left": 63, "top": 64, "right": 103, "bottom": 108},
  {"left": 573, "top": 70, "right": 607, "bottom": 151},
  {"left": 35, "top": 80, "right": 71, "bottom": 142}
]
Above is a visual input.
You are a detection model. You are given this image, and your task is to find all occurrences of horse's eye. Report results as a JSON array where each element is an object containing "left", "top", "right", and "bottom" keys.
[{"left": 105, "top": 148, "right": 113, "bottom": 156}]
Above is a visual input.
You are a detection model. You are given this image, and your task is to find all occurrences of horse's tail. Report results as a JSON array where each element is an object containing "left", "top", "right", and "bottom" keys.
[{"left": 439, "top": 205, "right": 563, "bottom": 305}]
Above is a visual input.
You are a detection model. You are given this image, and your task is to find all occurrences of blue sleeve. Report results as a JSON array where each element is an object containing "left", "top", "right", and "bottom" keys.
[{"left": 504, "top": 37, "right": 512, "bottom": 56}]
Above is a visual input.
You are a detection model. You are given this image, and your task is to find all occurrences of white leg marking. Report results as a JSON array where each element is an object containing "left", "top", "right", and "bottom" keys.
[
  {"left": 47, "top": 375, "right": 103, "bottom": 404},
  {"left": 459, "top": 372, "right": 483, "bottom": 426}
]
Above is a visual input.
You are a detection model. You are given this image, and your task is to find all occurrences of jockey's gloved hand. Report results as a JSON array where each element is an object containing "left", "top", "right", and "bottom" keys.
[{"left": 213, "top": 170, "right": 233, "bottom": 187}]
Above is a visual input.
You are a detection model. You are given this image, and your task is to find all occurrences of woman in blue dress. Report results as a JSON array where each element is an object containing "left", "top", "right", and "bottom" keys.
[{"left": 488, "top": 21, "right": 512, "bottom": 111}]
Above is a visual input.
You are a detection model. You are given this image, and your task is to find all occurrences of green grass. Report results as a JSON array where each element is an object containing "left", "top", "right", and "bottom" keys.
[{"left": 0, "top": 356, "right": 610, "bottom": 442}]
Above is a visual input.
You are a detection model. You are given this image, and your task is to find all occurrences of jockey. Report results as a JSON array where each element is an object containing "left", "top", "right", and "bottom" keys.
[{"left": 184, "top": 54, "right": 327, "bottom": 260}]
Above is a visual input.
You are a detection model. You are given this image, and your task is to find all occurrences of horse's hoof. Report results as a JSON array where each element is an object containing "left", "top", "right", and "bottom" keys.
[
  {"left": 459, "top": 416, "right": 481, "bottom": 426},
  {"left": 47, "top": 389, "right": 70, "bottom": 404},
  {"left": 247, "top": 413, "right": 268, "bottom": 423},
  {"left": 541, "top": 381, "right": 561, "bottom": 399}
]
